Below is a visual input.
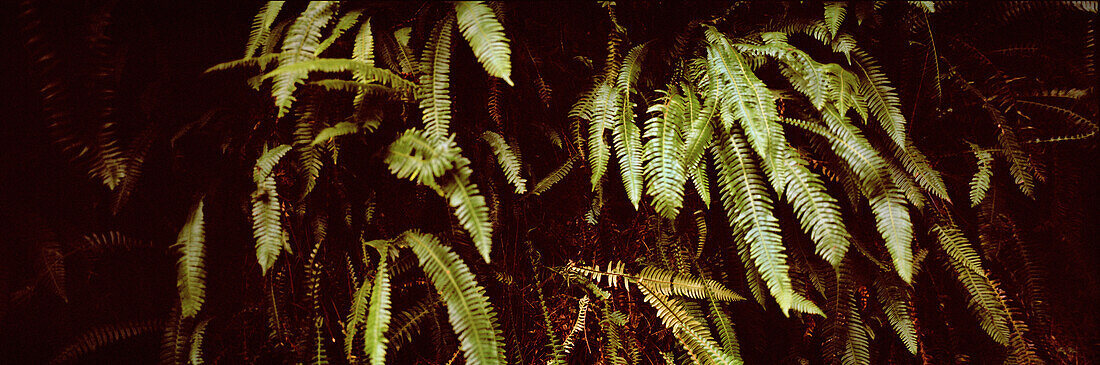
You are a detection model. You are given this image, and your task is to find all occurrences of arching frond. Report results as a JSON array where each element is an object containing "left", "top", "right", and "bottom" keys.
[
  {"left": 874, "top": 276, "right": 918, "bottom": 354},
  {"left": 245, "top": 2, "right": 285, "bottom": 59},
  {"left": 453, "top": 1, "right": 513, "bottom": 85},
  {"left": 387, "top": 298, "right": 439, "bottom": 354},
  {"left": 402, "top": 231, "right": 506, "bottom": 365},
  {"left": 824, "top": 2, "right": 847, "bottom": 38},
  {"left": 363, "top": 245, "right": 392, "bottom": 365},
  {"left": 384, "top": 129, "right": 459, "bottom": 187},
  {"left": 968, "top": 143, "right": 994, "bottom": 207},
  {"left": 997, "top": 127, "right": 1036, "bottom": 197},
  {"left": 570, "top": 262, "right": 744, "bottom": 302},
  {"left": 480, "top": 131, "right": 527, "bottom": 194},
  {"left": 420, "top": 16, "right": 456, "bottom": 142},
  {"left": 271, "top": 1, "right": 335, "bottom": 118},
  {"left": 262, "top": 58, "right": 415, "bottom": 92},
  {"left": 173, "top": 199, "right": 206, "bottom": 319},
  {"left": 311, "top": 122, "right": 361, "bottom": 146}
]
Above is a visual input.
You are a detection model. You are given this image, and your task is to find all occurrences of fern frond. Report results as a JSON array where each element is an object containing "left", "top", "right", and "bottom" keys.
[
  {"left": 637, "top": 283, "right": 740, "bottom": 365},
  {"left": 480, "top": 131, "right": 527, "bottom": 194},
  {"left": 173, "top": 199, "right": 207, "bottom": 319},
  {"left": 316, "top": 10, "right": 362, "bottom": 56},
  {"left": 402, "top": 231, "right": 506, "bottom": 365},
  {"left": 851, "top": 47, "right": 908, "bottom": 148},
  {"left": 552, "top": 296, "right": 590, "bottom": 362},
  {"left": 588, "top": 81, "right": 620, "bottom": 190},
  {"left": 932, "top": 222, "right": 1011, "bottom": 344},
  {"left": 363, "top": 245, "right": 393, "bottom": 365},
  {"left": 530, "top": 154, "right": 578, "bottom": 196},
  {"left": 712, "top": 128, "right": 794, "bottom": 312},
  {"left": 836, "top": 262, "right": 871, "bottom": 365},
  {"left": 353, "top": 17, "right": 373, "bottom": 66},
  {"left": 252, "top": 175, "right": 285, "bottom": 275},
  {"left": 597, "top": 303, "right": 629, "bottom": 365},
  {"left": 384, "top": 129, "right": 459, "bottom": 187},
  {"left": 570, "top": 262, "right": 743, "bottom": 302},
  {"left": 440, "top": 157, "right": 495, "bottom": 262},
  {"left": 263, "top": 58, "right": 415, "bottom": 91},
  {"left": 245, "top": 2, "right": 285, "bottom": 59},
  {"left": 824, "top": 2, "right": 847, "bottom": 38},
  {"left": 345, "top": 264, "right": 372, "bottom": 359},
  {"left": 50, "top": 320, "right": 162, "bottom": 365},
  {"left": 873, "top": 276, "right": 918, "bottom": 354},
  {"left": 311, "top": 122, "right": 361, "bottom": 146},
  {"left": 271, "top": 1, "right": 335, "bottom": 118},
  {"left": 253, "top": 144, "right": 291, "bottom": 185},
  {"left": 189, "top": 318, "right": 210, "bottom": 365},
  {"left": 643, "top": 89, "right": 688, "bottom": 218},
  {"left": 420, "top": 15, "right": 456, "bottom": 142},
  {"left": 453, "top": 1, "right": 513, "bottom": 85},
  {"left": 1016, "top": 100, "right": 1098, "bottom": 143},
  {"left": 387, "top": 298, "right": 439, "bottom": 353},
  {"left": 968, "top": 143, "right": 994, "bottom": 206},
  {"left": 777, "top": 145, "right": 852, "bottom": 266},
  {"left": 997, "top": 126, "right": 1036, "bottom": 197},
  {"left": 894, "top": 136, "right": 951, "bottom": 202}
]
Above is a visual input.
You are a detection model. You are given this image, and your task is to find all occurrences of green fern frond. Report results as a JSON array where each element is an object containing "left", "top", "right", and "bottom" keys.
[
  {"left": 643, "top": 89, "right": 688, "bottom": 218},
  {"left": 612, "top": 90, "right": 644, "bottom": 208},
  {"left": 439, "top": 157, "right": 495, "bottom": 262},
  {"left": 836, "top": 262, "right": 871, "bottom": 365},
  {"left": 873, "top": 277, "right": 918, "bottom": 354},
  {"left": 206, "top": 53, "right": 282, "bottom": 73},
  {"left": 316, "top": 10, "right": 362, "bottom": 56},
  {"left": 384, "top": 129, "right": 459, "bottom": 187},
  {"left": 50, "top": 319, "right": 163, "bottom": 365},
  {"left": 263, "top": 58, "right": 415, "bottom": 92},
  {"left": 637, "top": 282, "right": 740, "bottom": 365},
  {"left": 932, "top": 222, "right": 1011, "bottom": 344},
  {"left": 569, "top": 262, "right": 744, "bottom": 302},
  {"left": 530, "top": 154, "right": 579, "bottom": 196},
  {"left": 401, "top": 231, "right": 506, "bottom": 365},
  {"left": 996, "top": 126, "right": 1036, "bottom": 197},
  {"left": 968, "top": 143, "right": 994, "bottom": 206},
  {"left": 173, "top": 199, "right": 207, "bottom": 318},
  {"left": 931, "top": 221, "right": 985, "bottom": 282},
  {"left": 824, "top": 2, "right": 847, "bottom": 38},
  {"left": 1016, "top": 100, "right": 1098, "bottom": 143},
  {"left": 271, "top": 1, "right": 335, "bottom": 118},
  {"left": 588, "top": 81, "right": 620, "bottom": 190},
  {"left": 712, "top": 128, "right": 794, "bottom": 312},
  {"left": 598, "top": 303, "right": 628, "bottom": 365},
  {"left": 189, "top": 318, "right": 210, "bottom": 365},
  {"left": 420, "top": 15, "right": 456, "bottom": 142},
  {"left": 252, "top": 175, "right": 285, "bottom": 275},
  {"left": 353, "top": 18, "right": 373, "bottom": 66},
  {"left": 894, "top": 136, "right": 951, "bottom": 202},
  {"left": 245, "top": 2, "right": 285, "bottom": 59},
  {"left": 453, "top": 1, "right": 513, "bottom": 85},
  {"left": 851, "top": 47, "right": 908, "bottom": 148},
  {"left": 363, "top": 245, "right": 393, "bottom": 365},
  {"left": 345, "top": 263, "right": 372, "bottom": 359},
  {"left": 253, "top": 144, "right": 291, "bottom": 185},
  {"left": 777, "top": 145, "right": 852, "bottom": 266},
  {"left": 387, "top": 298, "right": 439, "bottom": 353},
  {"left": 480, "top": 131, "right": 527, "bottom": 194},
  {"left": 311, "top": 122, "right": 361, "bottom": 146}
]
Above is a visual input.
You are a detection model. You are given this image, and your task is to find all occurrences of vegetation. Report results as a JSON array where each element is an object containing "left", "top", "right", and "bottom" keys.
[{"left": 4, "top": 1, "right": 1097, "bottom": 364}]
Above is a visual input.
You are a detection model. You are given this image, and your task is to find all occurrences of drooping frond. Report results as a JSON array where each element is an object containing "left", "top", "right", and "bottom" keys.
[
  {"left": 712, "top": 128, "right": 794, "bottom": 312},
  {"left": 569, "top": 262, "right": 744, "bottom": 302},
  {"left": 552, "top": 296, "right": 590, "bottom": 362},
  {"left": 893, "top": 136, "right": 951, "bottom": 202},
  {"left": 245, "top": 2, "right": 285, "bottom": 59},
  {"left": 253, "top": 144, "right": 291, "bottom": 185},
  {"left": 530, "top": 154, "right": 578, "bottom": 196},
  {"left": 589, "top": 81, "right": 621, "bottom": 190},
  {"left": 851, "top": 46, "right": 908, "bottom": 148},
  {"left": 344, "top": 263, "right": 372, "bottom": 358},
  {"left": 316, "top": 10, "right": 362, "bottom": 56},
  {"left": 402, "top": 231, "right": 506, "bottom": 365},
  {"left": 643, "top": 89, "right": 688, "bottom": 218},
  {"left": 440, "top": 157, "right": 495, "bottom": 262},
  {"left": 353, "top": 18, "right": 373, "bottom": 66},
  {"left": 968, "top": 143, "right": 994, "bottom": 207},
  {"left": 873, "top": 276, "right": 918, "bottom": 354},
  {"left": 932, "top": 222, "right": 1011, "bottom": 344},
  {"left": 419, "top": 15, "right": 456, "bottom": 142},
  {"left": 453, "top": 1, "right": 513, "bottom": 85},
  {"left": 480, "top": 131, "right": 527, "bottom": 194},
  {"left": 637, "top": 283, "right": 740, "bottom": 365},
  {"left": 836, "top": 261, "right": 871, "bottom": 365},
  {"left": 387, "top": 298, "right": 439, "bottom": 354},
  {"left": 824, "top": 2, "right": 847, "bottom": 38},
  {"left": 50, "top": 320, "right": 163, "bottom": 365},
  {"left": 1016, "top": 100, "right": 1098, "bottom": 143},
  {"left": 189, "top": 318, "right": 210, "bottom": 365},
  {"left": 996, "top": 126, "right": 1036, "bottom": 197},
  {"left": 363, "top": 245, "right": 392, "bottom": 365},
  {"left": 311, "top": 122, "right": 361, "bottom": 146},
  {"left": 777, "top": 145, "right": 852, "bottom": 266},
  {"left": 252, "top": 175, "right": 285, "bottom": 275},
  {"left": 271, "top": 1, "right": 335, "bottom": 118},
  {"left": 173, "top": 199, "right": 206, "bottom": 319},
  {"left": 263, "top": 59, "right": 415, "bottom": 92}
]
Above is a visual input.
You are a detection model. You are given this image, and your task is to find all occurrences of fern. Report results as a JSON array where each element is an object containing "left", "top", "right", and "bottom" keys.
[
  {"left": 643, "top": 88, "right": 688, "bottom": 218},
  {"left": 589, "top": 81, "right": 621, "bottom": 190},
  {"left": 530, "top": 154, "right": 578, "bottom": 196},
  {"left": 363, "top": 245, "right": 393, "bottom": 365},
  {"left": 353, "top": 17, "right": 373, "bottom": 66},
  {"left": 253, "top": 144, "right": 291, "bottom": 185},
  {"left": 932, "top": 222, "right": 1011, "bottom": 344},
  {"left": 311, "top": 122, "right": 361, "bottom": 146},
  {"left": 851, "top": 46, "right": 909, "bottom": 149},
  {"left": 873, "top": 276, "right": 918, "bottom": 354},
  {"left": 387, "top": 298, "right": 439, "bottom": 353},
  {"left": 271, "top": 1, "right": 335, "bottom": 118},
  {"left": 997, "top": 126, "right": 1036, "bottom": 197},
  {"left": 420, "top": 15, "right": 456, "bottom": 142},
  {"left": 570, "top": 262, "right": 743, "bottom": 302},
  {"left": 480, "top": 131, "right": 527, "bottom": 194},
  {"left": 401, "top": 231, "right": 506, "bottom": 365},
  {"left": 453, "top": 1, "right": 513, "bottom": 85},
  {"left": 50, "top": 320, "right": 163, "bottom": 365},
  {"left": 777, "top": 145, "right": 852, "bottom": 266},
  {"left": 189, "top": 318, "right": 210, "bottom": 365},
  {"left": 712, "top": 128, "right": 794, "bottom": 312},
  {"left": 245, "top": 2, "right": 285, "bottom": 59},
  {"left": 824, "top": 2, "right": 847, "bottom": 38},
  {"left": 263, "top": 58, "right": 415, "bottom": 91},
  {"left": 316, "top": 10, "right": 362, "bottom": 56},
  {"left": 252, "top": 175, "right": 285, "bottom": 275},
  {"left": 173, "top": 199, "right": 207, "bottom": 318},
  {"left": 385, "top": 129, "right": 459, "bottom": 187},
  {"left": 637, "top": 282, "right": 740, "bottom": 365},
  {"left": 969, "top": 143, "right": 994, "bottom": 206},
  {"left": 612, "top": 53, "right": 646, "bottom": 207}
]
